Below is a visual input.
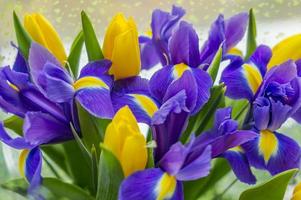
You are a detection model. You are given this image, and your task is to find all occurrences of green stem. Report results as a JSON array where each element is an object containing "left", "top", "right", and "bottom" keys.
[{"left": 214, "top": 178, "right": 238, "bottom": 200}]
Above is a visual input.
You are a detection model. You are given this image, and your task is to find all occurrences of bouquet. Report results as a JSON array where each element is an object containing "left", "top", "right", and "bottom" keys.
[{"left": 1, "top": 5, "right": 301, "bottom": 200}]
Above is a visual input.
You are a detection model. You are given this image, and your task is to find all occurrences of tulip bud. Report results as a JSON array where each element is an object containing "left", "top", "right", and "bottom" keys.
[
  {"left": 292, "top": 182, "right": 301, "bottom": 200},
  {"left": 268, "top": 34, "right": 301, "bottom": 70},
  {"left": 103, "top": 13, "right": 141, "bottom": 80},
  {"left": 103, "top": 106, "right": 147, "bottom": 177},
  {"left": 24, "top": 13, "right": 67, "bottom": 65}
]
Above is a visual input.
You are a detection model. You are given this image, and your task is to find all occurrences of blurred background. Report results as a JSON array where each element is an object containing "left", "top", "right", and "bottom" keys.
[{"left": 1, "top": 0, "right": 301, "bottom": 199}]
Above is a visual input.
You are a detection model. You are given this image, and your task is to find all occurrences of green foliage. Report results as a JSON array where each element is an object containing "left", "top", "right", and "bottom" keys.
[
  {"left": 13, "top": 11, "right": 32, "bottom": 59},
  {"left": 3, "top": 115, "right": 23, "bottom": 136},
  {"left": 245, "top": 8, "right": 257, "bottom": 60},
  {"left": 81, "top": 11, "right": 104, "bottom": 61},
  {"left": 208, "top": 44, "right": 223, "bottom": 82},
  {"left": 96, "top": 144, "right": 124, "bottom": 200},
  {"left": 67, "top": 31, "right": 84, "bottom": 78}
]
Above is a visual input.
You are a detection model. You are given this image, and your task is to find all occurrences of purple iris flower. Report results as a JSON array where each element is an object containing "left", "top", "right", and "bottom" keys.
[
  {"left": 221, "top": 45, "right": 301, "bottom": 175},
  {"left": 193, "top": 107, "right": 258, "bottom": 184},
  {"left": 119, "top": 135, "right": 212, "bottom": 200},
  {"left": 140, "top": 6, "right": 248, "bottom": 70}
]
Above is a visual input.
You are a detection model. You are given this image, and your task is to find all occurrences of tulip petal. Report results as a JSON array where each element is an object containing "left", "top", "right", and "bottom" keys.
[
  {"left": 119, "top": 168, "right": 182, "bottom": 200},
  {"left": 243, "top": 130, "right": 301, "bottom": 175},
  {"left": 268, "top": 34, "right": 301, "bottom": 69},
  {"left": 112, "top": 77, "right": 159, "bottom": 124}
]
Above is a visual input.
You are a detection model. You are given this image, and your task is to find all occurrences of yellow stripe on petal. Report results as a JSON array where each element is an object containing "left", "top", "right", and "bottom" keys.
[
  {"left": 155, "top": 173, "right": 177, "bottom": 200},
  {"left": 228, "top": 47, "right": 243, "bottom": 57},
  {"left": 18, "top": 149, "right": 29, "bottom": 178},
  {"left": 24, "top": 13, "right": 67, "bottom": 65},
  {"left": 242, "top": 63, "right": 263, "bottom": 94},
  {"left": 73, "top": 76, "right": 109, "bottom": 91},
  {"left": 130, "top": 94, "right": 158, "bottom": 117},
  {"left": 258, "top": 130, "right": 278, "bottom": 163},
  {"left": 268, "top": 34, "right": 301, "bottom": 70},
  {"left": 228, "top": 146, "right": 244, "bottom": 153},
  {"left": 173, "top": 63, "right": 190, "bottom": 79},
  {"left": 7, "top": 81, "right": 20, "bottom": 92}
]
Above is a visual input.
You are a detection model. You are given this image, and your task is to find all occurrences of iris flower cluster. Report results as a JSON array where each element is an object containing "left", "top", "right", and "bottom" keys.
[{"left": 1, "top": 5, "right": 301, "bottom": 200}]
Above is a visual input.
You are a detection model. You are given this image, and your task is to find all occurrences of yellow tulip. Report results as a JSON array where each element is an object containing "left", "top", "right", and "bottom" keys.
[
  {"left": 24, "top": 13, "right": 67, "bottom": 65},
  {"left": 268, "top": 34, "right": 301, "bottom": 70},
  {"left": 103, "top": 13, "right": 141, "bottom": 80},
  {"left": 103, "top": 106, "right": 147, "bottom": 177},
  {"left": 292, "top": 182, "right": 301, "bottom": 200}
]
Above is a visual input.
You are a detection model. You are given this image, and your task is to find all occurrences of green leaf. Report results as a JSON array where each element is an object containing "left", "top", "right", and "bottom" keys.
[
  {"left": 1, "top": 178, "right": 28, "bottom": 197},
  {"left": 42, "top": 177, "right": 95, "bottom": 200},
  {"left": 67, "top": 31, "right": 85, "bottom": 78},
  {"left": 239, "top": 168, "right": 298, "bottom": 200},
  {"left": 146, "top": 129, "right": 155, "bottom": 168},
  {"left": 181, "top": 84, "right": 225, "bottom": 143},
  {"left": 245, "top": 8, "right": 257, "bottom": 60},
  {"left": 76, "top": 103, "right": 102, "bottom": 154},
  {"left": 225, "top": 98, "right": 250, "bottom": 127},
  {"left": 208, "top": 44, "right": 223, "bottom": 82},
  {"left": 3, "top": 115, "right": 24, "bottom": 136},
  {"left": 81, "top": 11, "right": 104, "bottom": 61},
  {"left": 13, "top": 11, "right": 32, "bottom": 59},
  {"left": 96, "top": 144, "right": 124, "bottom": 200},
  {"left": 184, "top": 158, "right": 231, "bottom": 200}
]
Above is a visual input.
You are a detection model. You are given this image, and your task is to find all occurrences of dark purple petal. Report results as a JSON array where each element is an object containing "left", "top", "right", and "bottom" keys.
[
  {"left": 139, "top": 36, "right": 160, "bottom": 70},
  {"left": 169, "top": 21, "right": 200, "bottom": 67},
  {"left": 224, "top": 12, "right": 248, "bottom": 50},
  {"left": 149, "top": 65, "right": 174, "bottom": 102},
  {"left": 176, "top": 145, "right": 211, "bottom": 181},
  {"left": 190, "top": 68, "right": 212, "bottom": 114},
  {"left": 152, "top": 90, "right": 189, "bottom": 162},
  {"left": 253, "top": 97, "right": 270, "bottom": 130},
  {"left": 79, "top": 60, "right": 112, "bottom": 79},
  {"left": 243, "top": 131, "right": 301, "bottom": 175},
  {"left": 25, "top": 147, "right": 43, "bottom": 198},
  {"left": 163, "top": 70, "right": 198, "bottom": 111},
  {"left": 222, "top": 149, "right": 256, "bottom": 184},
  {"left": 76, "top": 88, "right": 114, "bottom": 119},
  {"left": 13, "top": 48, "right": 29, "bottom": 74},
  {"left": 28, "top": 42, "right": 61, "bottom": 92},
  {"left": 248, "top": 45, "right": 271, "bottom": 76},
  {"left": 119, "top": 168, "right": 182, "bottom": 200},
  {"left": 43, "top": 62, "right": 74, "bottom": 103},
  {"left": 112, "top": 77, "right": 159, "bottom": 124},
  {"left": 0, "top": 122, "right": 34, "bottom": 149},
  {"left": 268, "top": 99, "right": 292, "bottom": 131},
  {"left": 159, "top": 142, "right": 188, "bottom": 175},
  {"left": 199, "top": 14, "right": 225, "bottom": 66},
  {"left": 23, "top": 112, "right": 72, "bottom": 145},
  {"left": 264, "top": 60, "right": 297, "bottom": 85},
  {"left": 221, "top": 56, "right": 254, "bottom": 100}
]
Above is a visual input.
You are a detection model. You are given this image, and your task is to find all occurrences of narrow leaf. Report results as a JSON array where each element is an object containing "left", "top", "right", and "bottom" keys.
[
  {"left": 42, "top": 177, "right": 95, "bottom": 200},
  {"left": 3, "top": 115, "right": 23, "bottom": 136},
  {"left": 239, "top": 168, "right": 298, "bottom": 200},
  {"left": 96, "top": 144, "right": 124, "bottom": 200},
  {"left": 1, "top": 178, "right": 28, "bottom": 197},
  {"left": 67, "top": 31, "right": 84, "bottom": 78},
  {"left": 208, "top": 44, "right": 223, "bottom": 83},
  {"left": 13, "top": 11, "right": 32, "bottom": 59},
  {"left": 81, "top": 11, "right": 104, "bottom": 61},
  {"left": 245, "top": 8, "right": 257, "bottom": 60}
]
